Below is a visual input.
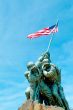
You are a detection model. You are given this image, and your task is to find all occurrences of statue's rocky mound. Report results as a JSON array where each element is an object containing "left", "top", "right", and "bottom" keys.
[{"left": 18, "top": 100, "right": 64, "bottom": 110}]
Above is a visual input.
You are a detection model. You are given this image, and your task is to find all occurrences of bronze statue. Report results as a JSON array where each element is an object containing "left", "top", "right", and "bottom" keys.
[{"left": 24, "top": 51, "right": 70, "bottom": 110}]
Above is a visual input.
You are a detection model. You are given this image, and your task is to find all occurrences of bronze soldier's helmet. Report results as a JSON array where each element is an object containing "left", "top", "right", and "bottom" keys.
[{"left": 27, "top": 61, "right": 35, "bottom": 70}]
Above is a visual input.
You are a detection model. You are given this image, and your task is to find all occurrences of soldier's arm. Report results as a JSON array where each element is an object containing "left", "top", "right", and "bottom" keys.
[
  {"left": 42, "top": 51, "right": 49, "bottom": 59},
  {"left": 38, "top": 51, "right": 49, "bottom": 62}
]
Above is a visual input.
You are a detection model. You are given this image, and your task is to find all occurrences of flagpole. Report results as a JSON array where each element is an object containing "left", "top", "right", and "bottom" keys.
[{"left": 46, "top": 35, "right": 53, "bottom": 52}]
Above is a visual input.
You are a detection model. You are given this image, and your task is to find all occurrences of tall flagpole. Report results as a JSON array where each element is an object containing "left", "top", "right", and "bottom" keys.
[{"left": 47, "top": 35, "right": 53, "bottom": 52}]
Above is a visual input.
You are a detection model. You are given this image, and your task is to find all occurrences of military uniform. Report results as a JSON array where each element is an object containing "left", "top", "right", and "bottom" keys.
[
  {"left": 35, "top": 78, "right": 55, "bottom": 105},
  {"left": 42, "top": 59, "right": 70, "bottom": 109}
]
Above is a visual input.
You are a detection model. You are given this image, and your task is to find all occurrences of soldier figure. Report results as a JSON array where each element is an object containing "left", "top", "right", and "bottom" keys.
[
  {"left": 42, "top": 58, "right": 70, "bottom": 110},
  {"left": 25, "top": 61, "right": 55, "bottom": 105},
  {"left": 25, "top": 61, "right": 40, "bottom": 100},
  {"left": 35, "top": 51, "right": 55, "bottom": 105},
  {"left": 34, "top": 51, "right": 55, "bottom": 105}
]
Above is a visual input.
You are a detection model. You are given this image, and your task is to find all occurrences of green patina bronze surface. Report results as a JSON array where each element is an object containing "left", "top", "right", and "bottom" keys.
[{"left": 24, "top": 51, "right": 70, "bottom": 110}]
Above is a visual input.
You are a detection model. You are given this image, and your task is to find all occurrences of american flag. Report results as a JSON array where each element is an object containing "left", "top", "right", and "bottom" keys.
[{"left": 27, "top": 23, "right": 58, "bottom": 39}]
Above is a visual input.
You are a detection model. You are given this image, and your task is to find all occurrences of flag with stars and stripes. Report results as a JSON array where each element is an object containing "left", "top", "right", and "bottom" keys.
[{"left": 27, "top": 23, "right": 58, "bottom": 39}]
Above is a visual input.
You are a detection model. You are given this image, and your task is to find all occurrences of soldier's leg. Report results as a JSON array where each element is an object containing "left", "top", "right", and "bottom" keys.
[
  {"left": 59, "top": 86, "right": 70, "bottom": 110},
  {"left": 35, "top": 86, "right": 50, "bottom": 105},
  {"left": 52, "top": 84, "right": 65, "bottom": 108},
  {"left": 35, "top": 85, "right": 43, "bottom": 103},
  {"left": 30, "top": 87, "right": 36, "bottom": 101},
  {"left": 40, "top": 81, "right": 55, "bottom": 105},
  {"left": 25, "top": 87, "right": 30, "bottom": 99}
]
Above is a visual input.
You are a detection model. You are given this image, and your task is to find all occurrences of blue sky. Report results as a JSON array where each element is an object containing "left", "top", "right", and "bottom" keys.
[{"left": 0, "top": 0, "right": 73, "bottom": 110}]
